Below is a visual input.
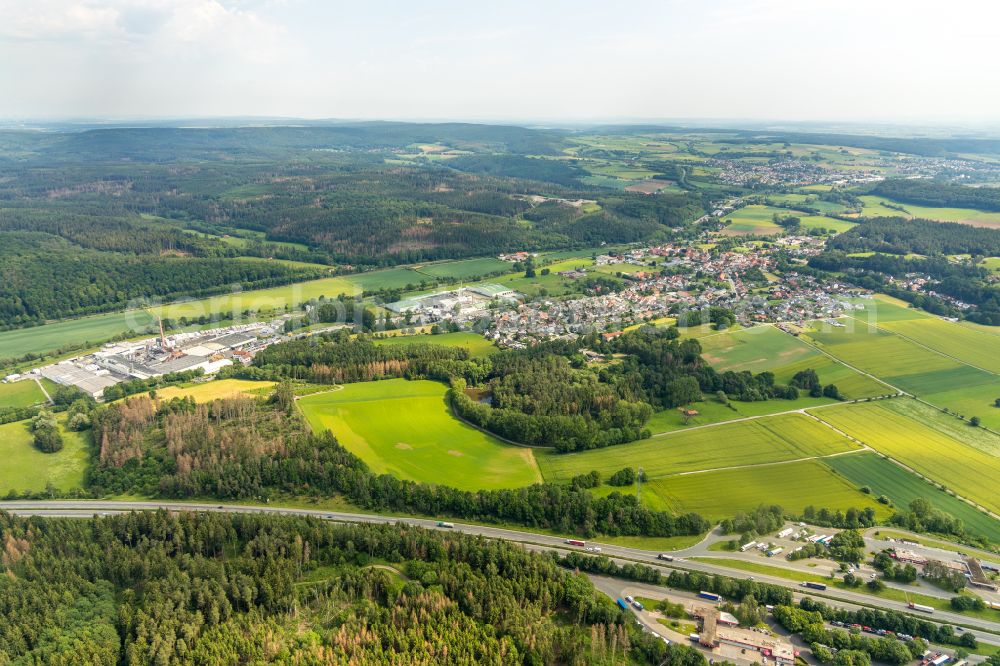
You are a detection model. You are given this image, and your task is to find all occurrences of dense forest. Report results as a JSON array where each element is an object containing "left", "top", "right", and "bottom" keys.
[
  {"left": 827, "top": 217, "right": 1000, "bottom": 256},
  {"left": 0, "top": 233, "right": 317, "bottom": 328},
  {"left": 0, "top": 128, "right": 706, "bottom": 270},
  {"left": 86, "top": 391, "right": 710, "bottom": 539},
  {"left": 814, "top": 218, "right": 1000, "bottom": 324},
  {"left": 870, "top": 178, "right": 1000, "bottom": 212},
  {"left": 0, "top": 125, "right": 711, "bottom": 333},
  {"left": 0, "top": 509, "right": 707, "bottom": 664}
]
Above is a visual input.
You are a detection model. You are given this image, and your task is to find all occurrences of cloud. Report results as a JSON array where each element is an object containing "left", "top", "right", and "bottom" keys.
[{"left": 0, "top": 0, "right": 286, "bottom": 62}]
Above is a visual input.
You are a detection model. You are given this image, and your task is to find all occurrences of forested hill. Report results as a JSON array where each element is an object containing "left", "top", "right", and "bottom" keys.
[
  {"left": 0, "top": 509, "right": 699, "bottom": 664},
  {"left": 0, "top": 122, "right": 566, "bottom": 162},
  {"left": 585, "top": 125, "right": 1000, "bottom": 158},
  {"left": 871, "top": 178, "right": 1000, "bottom": 212}
]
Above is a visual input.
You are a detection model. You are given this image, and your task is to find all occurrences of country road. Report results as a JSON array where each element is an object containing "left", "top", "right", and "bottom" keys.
[{"left": 4, "top": 498, "right": 1000, "bottom": 651}]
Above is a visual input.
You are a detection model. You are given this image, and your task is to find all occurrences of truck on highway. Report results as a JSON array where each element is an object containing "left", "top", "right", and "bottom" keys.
[
  {"left": 909, "top": 602, "right": 935, "bottom": 614},
  {"left": 801, "top": 581, "right": 827, "bottom": 590},
  {"left": 436, "top": 521, "right": 454, "bottom": 528},
  {"left": 565, "top": 539, "right": 586, "bottom": 547},
  {"left": 657, "top": 553, "right": 674, "bottom": 561},
  {"left": 616, "top": 598, "right": 629, "bottom": 611},
  {"left": 698, "top": 591, "right": 721, "bottom": 601}
]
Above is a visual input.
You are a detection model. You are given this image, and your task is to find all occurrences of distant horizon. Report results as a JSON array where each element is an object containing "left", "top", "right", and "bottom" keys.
[{"left": 5, "top": 115, "right": 1000, "bottom": 137}]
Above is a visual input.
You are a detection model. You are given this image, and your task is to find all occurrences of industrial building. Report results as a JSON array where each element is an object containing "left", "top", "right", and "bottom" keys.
[
  {"left": 698, "top": 608, "right": 795, "bottom": 665},
  {"left": 35, "top": 324, "right": 267, "bottom": 400},
  {"left": 386, "top": 284, "right": 520, "bottom": 319}
]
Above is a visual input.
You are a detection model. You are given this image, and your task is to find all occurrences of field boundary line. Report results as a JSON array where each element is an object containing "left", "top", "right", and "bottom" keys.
[
  {"left": 663, "top": 448, "right": 866, "bottom": 478},
  {"left": 649, "top": 406, "right": 817, "bottom": 439},
  {"left": 778, "top": 325, "right": 903, "bottom": 396},
  {"left": 845, "top": 312, "right": 999, "bottom": 378},
  {"left": 807, "top": 408, "right": 1000, "bottom": 523}
]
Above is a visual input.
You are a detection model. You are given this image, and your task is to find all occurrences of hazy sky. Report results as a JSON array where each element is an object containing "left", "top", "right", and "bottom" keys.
[{"left": 1, "top": 0, "right": 998, "bottom": 123}]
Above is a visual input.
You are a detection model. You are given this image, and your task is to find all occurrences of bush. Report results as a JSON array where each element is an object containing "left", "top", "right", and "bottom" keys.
[{"left": 608, "top": 467, "right": 636, "bottom": 486}]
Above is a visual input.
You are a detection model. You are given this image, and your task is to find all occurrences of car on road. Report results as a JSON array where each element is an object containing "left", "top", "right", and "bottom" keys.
[{"left": 625, "top": 596, "right": 634, "bottom": 604}]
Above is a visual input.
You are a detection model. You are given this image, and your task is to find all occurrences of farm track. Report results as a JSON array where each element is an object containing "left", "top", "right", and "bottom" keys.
[
  {"left": 806, "top": 407, "right": 1000, "bottom": 523},
  {"left": 33, "top": 377, "right": 52, "bottom": 404},
  {"left": 846, "top": 313, "right": 1000, "bottom": 378},
  {"left": 667, "top": 448, "right": 863, "bottom": 477},
  {"left": 773, "top": 323, "right": 903, "bottom": 396}
]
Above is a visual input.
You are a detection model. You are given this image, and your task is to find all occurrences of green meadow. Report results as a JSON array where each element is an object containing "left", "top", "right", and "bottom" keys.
[
  {"left": 0, "top": 379, "right": 52, "bottom": 409},
  {"left": 858, "top": 195, "right": 1000, "bottom": 228},
  {"left": 0, "top": 418, "right": 90, "bottom": 494},
  {"left": 536, "top": 412, "right": 859, "bottom": 483},
  {"left": 697, "top": 325, "right": 889, "bottom": 398},
  {"left": 644, "top": 395, "right": 831, "bottom": 434},
  {"left": 718, "top": 205, "right": 789, "bottom": 235},
  {"left": 374, "top": 332, "right": 497, "bottom": 358},
  {"left": 297, "top": 379, "right": 541, "bottom": 490}
]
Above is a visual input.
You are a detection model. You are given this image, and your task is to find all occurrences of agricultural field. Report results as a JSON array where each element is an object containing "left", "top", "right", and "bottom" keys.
[
  {"left": 153, "top": 379, "right": 277, "bottom": 403},
  {"left": 411, "top": 257, "right": 512, "bottom": 280},
  {"left": 487, "top": 269, "right": 603, "bottom": 298},
  {"left": 815, "top": 401, "right": 1000, "bottom": 515},
  {"left": 0, "top": 418, "right": 89, "bottom": 494},
  {"left": 803, "top": 311, "right": 1000, "bottom": 428},
  {"left": 0, "top": 379, "right": 52, "bottom": 409},
  {"left": 717, "top": 205, "right": 790, "bottom": 236},
  {"left": 0, "top": 309, "right": 156, "bottom": 362},
  {"left": 765, "top": 193, "right": 851, "bottom": 215},
  {"left": 796, "top": 215, "right": 856, "bottom": 234},
  {"left": 697, "top": 325, "right": 890, "bottom": 399},
  {"left": 824, "top": 451, "right": 1000, "bottom": 543},
  {"left": 297, "top": 379, "right": 541, "bottom": 490},
  {"left": 593, "top": 262, "right": 659, "bottom": 276},
  {"left": 644, "top": 395, "right": 830, "bottom": 434},
  {"left": 539, "top": 257, "right": 594, "bottom": 273},
  {"left": 878, "top": 397, "right": 1000, "bottom": 456},
  {"left": 875, "top": 315, "right": 1000, "bottom": 374},
  {"left": 646, "top": 458, "right": 885, "bottom": 521},
  {"left": 858, "top": 195, "right": 1000, "bottom": 228},
  {"left": 374, "top": 332, "right": 497, "bottom": 358},
  {"left": 536, "top": 412, "right": 859, "bottom": 483},
  {"left": 0, "top": 257, "right": 522, "bottom": 365}
]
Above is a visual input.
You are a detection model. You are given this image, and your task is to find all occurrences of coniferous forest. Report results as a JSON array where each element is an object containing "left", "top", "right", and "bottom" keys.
[{"left": 0, "top": 509, "right": 707, "bottom": 664}]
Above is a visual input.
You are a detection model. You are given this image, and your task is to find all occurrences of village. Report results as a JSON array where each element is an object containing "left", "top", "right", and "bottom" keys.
[{"left": 376, "top": 239, "right": 873, "bottom": 349}]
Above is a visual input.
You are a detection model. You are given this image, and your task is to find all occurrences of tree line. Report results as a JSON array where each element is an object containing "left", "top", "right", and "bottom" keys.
[{"left": 85, "top": 392, "right": 710, "bottom": 539}]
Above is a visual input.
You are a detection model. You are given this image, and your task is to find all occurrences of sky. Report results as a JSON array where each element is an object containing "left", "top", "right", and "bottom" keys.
[{"left": 1, "top": 0, "right": 998, "bottom": 124}]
